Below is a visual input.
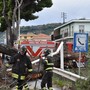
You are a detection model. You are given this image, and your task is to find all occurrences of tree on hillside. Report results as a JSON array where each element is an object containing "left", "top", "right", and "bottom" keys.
[{"left": 0, "top": 0, "right": 53, "bottom": 47}]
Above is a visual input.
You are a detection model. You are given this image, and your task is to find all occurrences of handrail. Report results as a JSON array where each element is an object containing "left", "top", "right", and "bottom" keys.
[{"left": 49, "top": 41, "right": 63, "bottom": 56}]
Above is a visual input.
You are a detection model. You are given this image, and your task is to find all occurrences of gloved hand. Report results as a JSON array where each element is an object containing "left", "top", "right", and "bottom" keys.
[
  {"left": 6, "top": 56, "right": 10, "bottom": 61},
  {"left": 5, "top": 63, "right": 10, "bottom": 67},
  {"left": 26, "top": 74, "right": 32, "bottom": 80}
]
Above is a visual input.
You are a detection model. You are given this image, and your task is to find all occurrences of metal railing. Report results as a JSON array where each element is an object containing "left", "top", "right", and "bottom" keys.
[
  {"left": 32, "top": 41, "right": 87, "bottom": 82},
  {"left": 53, "top": 67, "right": 87, "bottom": 82}
]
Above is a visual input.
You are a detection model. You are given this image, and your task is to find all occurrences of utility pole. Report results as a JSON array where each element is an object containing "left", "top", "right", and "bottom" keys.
[{"left": 61, "top": 12, "right": 67, "bottom": 24}]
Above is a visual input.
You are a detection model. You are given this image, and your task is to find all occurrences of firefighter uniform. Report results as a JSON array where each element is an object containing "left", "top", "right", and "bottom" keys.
[
  {"left": 41, "top": 49, "right": 54, "bottom": 90},
  {"left": 9, "top": 46, "right": 32, "bottom": 90}
]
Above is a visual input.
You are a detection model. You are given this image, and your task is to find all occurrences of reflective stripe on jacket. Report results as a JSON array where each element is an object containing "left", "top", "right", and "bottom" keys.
[
  {"left": 45, "top": 59, "right": 54, "bottom": 71},
  {"left": 12, "top": 73, "right": 25, "bottom": 80},
  {"left": 43, "top": 56, "right": 54, "bottom": 71},
  {"left": 9, "top": 53, "right": 32, "bottom": 76}
]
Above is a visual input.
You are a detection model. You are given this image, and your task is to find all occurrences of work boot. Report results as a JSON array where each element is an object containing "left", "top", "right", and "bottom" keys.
[
  {"left": 23, "top": 83, "right": 29, "bottom": 90},
  {"left": 48, "top": 87, "right": 53, "bottom": 90},
  {"left": 41, "top": 87, "right": 47, "bottom": 90}
]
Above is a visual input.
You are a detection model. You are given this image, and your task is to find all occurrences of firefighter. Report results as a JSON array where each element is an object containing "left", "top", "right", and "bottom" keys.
[
  {"left": 9, "top": 46, "right": 33, "bottom": 90},
  {"left": 41, "top": 49, "right": 54, "bottom": 90}
]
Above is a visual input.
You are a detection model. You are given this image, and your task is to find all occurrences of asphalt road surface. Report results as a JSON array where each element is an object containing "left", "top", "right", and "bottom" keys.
[{"left": 12, "top": 79, "right": 61, "bottom": 90}]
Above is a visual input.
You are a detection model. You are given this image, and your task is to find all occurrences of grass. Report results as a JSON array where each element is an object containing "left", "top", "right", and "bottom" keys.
[
  {"left": 53, "top": 76, "right": 64, "bottom": 87},
  {"left": 52, "top": 73, "right": 72, "bottom": 89},
  {"left": 52, "top": 57, "right": 90, "bottom": 89}
]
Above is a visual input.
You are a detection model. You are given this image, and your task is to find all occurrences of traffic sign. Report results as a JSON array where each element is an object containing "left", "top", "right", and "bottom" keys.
[{"left": 73, "top": 33, "right": 88, "bottom": 52}]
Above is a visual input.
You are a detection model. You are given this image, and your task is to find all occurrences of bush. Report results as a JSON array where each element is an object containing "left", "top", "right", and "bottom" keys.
[{"left": 75, "top": 77, "right": 90, "bottom": 90}]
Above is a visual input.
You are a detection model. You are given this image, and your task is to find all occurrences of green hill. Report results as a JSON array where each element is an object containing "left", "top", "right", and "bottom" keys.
[{"left": 20, "top": 23, "right": 61, "bottom": 35}]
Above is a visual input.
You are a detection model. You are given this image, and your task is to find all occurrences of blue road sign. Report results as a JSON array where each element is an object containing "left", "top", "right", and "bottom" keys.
[{"left": 73, "top": 33, "right": 88, "bottom": 52}]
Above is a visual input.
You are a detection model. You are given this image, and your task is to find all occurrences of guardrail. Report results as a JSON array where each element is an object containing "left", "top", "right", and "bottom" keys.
[
  {"left": 32, "top": 41, "right": 87, "bottom": 82},
  {"left": 53, "top": 67, "right": 87, "bottom": 82}
]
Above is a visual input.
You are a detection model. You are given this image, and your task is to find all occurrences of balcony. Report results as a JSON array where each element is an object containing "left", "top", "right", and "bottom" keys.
[{"left": 54, "top": 35, "right": 62, "bottom": 40}]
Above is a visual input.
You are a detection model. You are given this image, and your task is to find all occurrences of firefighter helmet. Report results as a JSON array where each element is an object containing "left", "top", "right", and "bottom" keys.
[
  {"left": 20, "top": 46, "right": 27, "bottom": 55},
  {"left": 44, "top": 49, "right": 51, "bottom": 56}
]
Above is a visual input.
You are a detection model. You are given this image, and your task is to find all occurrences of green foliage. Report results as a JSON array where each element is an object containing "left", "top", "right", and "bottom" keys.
[
  {"left": 0, "top": 0, "right": 53, "bottom": 32},
  {"left": 0, "top": 2, "right": 3, "bottom": 16},
  {"left": 20, "top": 0, "right": 53, "bottom": 21},
  {"left": 20, "top": 23, "right": 61, "bottom": 35},
  {"left": 0, "top": 17, "right": 7, "bottom": 32},
  {"left": 75, "top": 41, "right": 90, "bottom": 90},
  {"left": 53, "top": 76, "right": 64, "bottom": 87},
  {"left": 75, "top": 77, "right": 90, "bottom": 90}
]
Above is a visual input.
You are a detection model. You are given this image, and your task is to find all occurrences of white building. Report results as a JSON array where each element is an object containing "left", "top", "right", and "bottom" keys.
[{"left": 51, "top": 19, "right": 90, "bottom": 42}]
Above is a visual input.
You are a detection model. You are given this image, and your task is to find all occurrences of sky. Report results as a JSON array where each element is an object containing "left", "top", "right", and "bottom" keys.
[{"left": 20, "top": 0, "right": 90, "bottom": 26}]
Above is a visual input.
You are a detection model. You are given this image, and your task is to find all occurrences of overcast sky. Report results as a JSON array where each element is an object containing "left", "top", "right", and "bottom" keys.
[{"left": 20, "top": 0, "right": 90, "bottom": 26}]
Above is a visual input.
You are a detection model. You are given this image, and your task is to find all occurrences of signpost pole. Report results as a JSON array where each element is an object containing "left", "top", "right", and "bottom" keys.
[
  {"left": 78, "top": 52, "right": 81, "bottom": 75},
  {"left": 73, "top": 33, "right": 88, "bottom": 76}
]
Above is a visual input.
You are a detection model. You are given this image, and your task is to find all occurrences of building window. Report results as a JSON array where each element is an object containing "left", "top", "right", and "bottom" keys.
[
  {"left": 64, "top": 28, "right": 68, "bottom": 37},
  {"left": 72, "top": 26, "right": 74, "bottom": 36},
  {"left": 79, "top": 25, "right": 84, "bottom": 33}
]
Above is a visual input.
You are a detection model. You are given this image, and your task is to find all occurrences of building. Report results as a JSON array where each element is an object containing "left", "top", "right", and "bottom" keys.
[
  {"left": 19, "top": 33, "right": 54, "bottom": 58},
  {"left": 52, "top": 19, "right": 90, "bottom": 41},
  {"left": 33, "top": 33, "right": 51, "bottom": 41},
  {"left": 20, "top": 33, "right": 36, "bottom": 41},
  {"left": 51, "top": 19, "right": 90, "bottom": 52},
  {"left": 20, "top": 33, "right": 51, "bottom": 41},
  {"left": 15, "top": 33, "right": 51, "bottom": 49}
]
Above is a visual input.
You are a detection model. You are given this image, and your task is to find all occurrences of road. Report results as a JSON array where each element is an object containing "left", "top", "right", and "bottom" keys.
[
  {"left": 12, "top": 79, "right": 61, "bottom": 90},
  {"left": 28, "top": 79, "right": 61, "bottom": 90}
]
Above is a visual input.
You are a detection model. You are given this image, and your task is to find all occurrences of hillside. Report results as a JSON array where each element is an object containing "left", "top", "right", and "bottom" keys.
[{"left": 20, "top": 23, "right": 61, "bottom": 35}]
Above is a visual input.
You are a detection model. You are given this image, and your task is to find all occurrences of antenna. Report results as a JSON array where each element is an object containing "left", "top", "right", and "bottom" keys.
[{"left": 61, "top": 12, "right": 67, "bottom": 24}]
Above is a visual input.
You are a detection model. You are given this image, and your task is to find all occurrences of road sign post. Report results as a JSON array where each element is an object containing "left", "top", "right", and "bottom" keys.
[{"left": 73, "top": 33, "right": 88, "bottom": 75}]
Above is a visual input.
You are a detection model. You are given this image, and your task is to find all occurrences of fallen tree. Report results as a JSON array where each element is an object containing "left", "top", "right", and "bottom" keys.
[{"left": 0, "top": 44, "right": 18, "bottom": 56}]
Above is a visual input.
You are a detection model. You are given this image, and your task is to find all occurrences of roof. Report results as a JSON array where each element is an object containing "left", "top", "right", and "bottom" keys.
[
  {"left": 33, "top": 33, "right": 51, "bottom": 40},
  {"left": 54, "top": 19, "right": 90, "bottom": 30},
  {"left": 20, "top": 33, "right": 51, "bottom": 41},
  {"left": 20, "top": 33, "right": 36, "bottom": 37},
  {"left": 37, "top": 33, "right": 50, "bottom": 37}
]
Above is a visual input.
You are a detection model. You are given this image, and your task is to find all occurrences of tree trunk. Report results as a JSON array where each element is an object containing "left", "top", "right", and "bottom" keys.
[{"left": 0, "top": 44, "right": 18, "bottom": 56}]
